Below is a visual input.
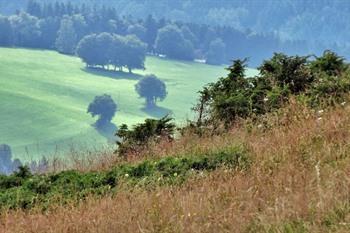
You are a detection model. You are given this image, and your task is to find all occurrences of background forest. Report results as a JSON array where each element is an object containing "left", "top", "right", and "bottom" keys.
[{"left": 1, "top": 0, "right": 349, "bottom": 66}]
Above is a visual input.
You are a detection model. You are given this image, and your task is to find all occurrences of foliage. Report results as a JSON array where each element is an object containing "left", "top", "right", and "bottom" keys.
[
  {"left": 55, "top": 17, "right": 77, "bottom": 54},
  {"left": 8, "top": 12, "right": 41, "bottom": 48},
  {"left": 259, "top": 53, "right": 313, "bottom": 94},
  {"left": 87, "top": 94, "right": 117, "bottom": 127},
  {"left": 310, "top": 50, "right": 347, "bottom": 76},
  {"left": 206, "top": 38, "right": 226, "bottom": 65},
  {"left": 0, "top": 16, "right": 12, "bottom": 46},
  {"left": 308, "top": 71, "right": 350, "bottom": 107},
  {"left": 0, "top": 1, "right": 326, "bottom": 66},
  {"left": 155, "top": 24, "right": 195, "bottom": 60},
  {"left": 122, "top": 35, "right": 147, "bottom": 72},
  {"left": 0, "top": 146, "right": 249, "bottom": 210},
  {"left": 77, "top": 33, "right": 146, "bottom": 72},
  {"left": 135, "top": 74, "right": 167, "bottom": 108},
  {"left": 116, "top": 116, "right": 175, "bottom": 157},
  {"left": 195, "top": 51, "right": 350, "bottom": 127}
]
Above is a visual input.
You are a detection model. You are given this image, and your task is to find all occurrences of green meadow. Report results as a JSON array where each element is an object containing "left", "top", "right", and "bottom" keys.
[{"left": 0, "top": 47, "right": 257, "bottom": 160}]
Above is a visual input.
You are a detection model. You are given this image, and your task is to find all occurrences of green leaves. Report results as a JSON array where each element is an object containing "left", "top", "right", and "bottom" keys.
[
  {"left": 196, "top": 51, "right": 350, "bottom": 127},
  {"left": 0, "top": 146, "right": 249, "bottom": 210},
  {"left": 116, "top": 115, "right": 175, "bottom": 156}
]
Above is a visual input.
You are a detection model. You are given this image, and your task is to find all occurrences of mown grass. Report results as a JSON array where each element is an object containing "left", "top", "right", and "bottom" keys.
[{"left": 0, "top": 48, "right": 259, "bottom": 160}]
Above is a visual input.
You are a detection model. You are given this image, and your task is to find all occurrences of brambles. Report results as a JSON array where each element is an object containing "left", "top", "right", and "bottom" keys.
[
  {"left": 0, "top": 147, "right": 249, "bottom": 210},
  {"left": 195, "top": 51, "right": 350, "bottom": 128},
  {"left": 116, "top": 116, "right": 175, "bottom": 157}
]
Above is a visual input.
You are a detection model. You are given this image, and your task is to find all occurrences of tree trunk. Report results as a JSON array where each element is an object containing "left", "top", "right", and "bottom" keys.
[
  {"left": 146, "top": 98, "right": 155, "bottom": 109},
  {"left": 197, "top": 101, "right": 204, "bottom": 127}
]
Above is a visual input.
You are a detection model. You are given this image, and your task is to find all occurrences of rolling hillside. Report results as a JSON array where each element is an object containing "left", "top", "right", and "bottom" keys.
[{"left": 0, "top": 47, "right": 257, "bottom": 160}]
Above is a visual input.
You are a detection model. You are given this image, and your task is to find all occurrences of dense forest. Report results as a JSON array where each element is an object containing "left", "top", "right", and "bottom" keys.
[
  {"left": 1, "top": 0, "right": 349, "bottom": 63},
  {"left": 0, "top": 0, "right": 318, "bottom": 66}
]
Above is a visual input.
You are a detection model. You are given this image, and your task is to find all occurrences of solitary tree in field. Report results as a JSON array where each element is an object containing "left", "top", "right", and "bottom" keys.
[
  {"left": 135, "top": 75, "right": 167, "bottom": 108},
  {"left": 55, "top": 17, "right": 77, "bottom": 54},
  {"left": 87, "top": 94, "right": 117, "bottom": 127}
]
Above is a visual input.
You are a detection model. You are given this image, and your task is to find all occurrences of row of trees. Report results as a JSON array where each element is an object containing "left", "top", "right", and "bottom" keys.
[
  {"left": 0, "top": 1, "right": 310, "bottom": 66},
  {"left": 76, "top": 33, "right": 146, "bottom": 72}
]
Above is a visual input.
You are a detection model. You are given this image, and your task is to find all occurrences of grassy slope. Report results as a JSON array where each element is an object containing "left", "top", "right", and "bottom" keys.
[
  {"left": 0, "top": 47, "right": 257, "bottom": 160},
  {"left": 2, "top": 100, "right": 350, "bottom": 233}
]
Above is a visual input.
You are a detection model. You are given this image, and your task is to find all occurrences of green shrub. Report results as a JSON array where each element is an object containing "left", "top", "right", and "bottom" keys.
[
  {"left": 0, "top": 146, "right": 249, "bottom": 210},
  {"left": 195, "top": 50, "right": 350, "bottom": 128}
]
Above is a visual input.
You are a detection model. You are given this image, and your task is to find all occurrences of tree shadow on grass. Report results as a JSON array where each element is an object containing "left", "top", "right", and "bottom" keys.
[
  {"left": 92, "top": 121, "right": 118, "bottom": 143},
  {"left": 141, "top": 105, "right": 173, "bottom": 118},
  {"left": 82, "top": 67, "right": 144, "bottom": 81}
]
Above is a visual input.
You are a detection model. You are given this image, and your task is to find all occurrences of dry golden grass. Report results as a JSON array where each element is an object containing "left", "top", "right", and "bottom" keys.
[{"left": 2, "top": 101, "right": 350, "bottom": 233}]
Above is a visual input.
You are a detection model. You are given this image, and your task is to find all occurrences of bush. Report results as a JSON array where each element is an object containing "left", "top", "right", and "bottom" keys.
[
  {"left": 0, "top": 146, "right": 249, "bottom": 210},
  {"left": 194, "top": 50, "right": 350, "bottom": 128},
  {"left": 116, "top": 116, "right": 175, "bottom": 157}
]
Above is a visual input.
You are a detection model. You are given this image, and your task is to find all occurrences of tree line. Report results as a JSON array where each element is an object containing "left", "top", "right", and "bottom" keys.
[
  {"left": 0, "top": 0, "right": 309, "bottom": 66},
  {"left": 77, "top": 33, "right": 146, "bottom": 73}
]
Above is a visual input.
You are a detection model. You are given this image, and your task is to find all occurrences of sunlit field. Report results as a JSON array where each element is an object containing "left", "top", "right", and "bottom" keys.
[{"left": 0, "top": 47, "right": 257, "bottom": 159}]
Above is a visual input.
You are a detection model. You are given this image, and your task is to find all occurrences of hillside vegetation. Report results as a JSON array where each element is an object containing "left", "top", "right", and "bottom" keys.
[
  {"left": 1, "top": 96, "right": 350, "bottom": 233},
  {"left": 0, "top": 48, "right": 251, "bottom": 159},
  {"left": 1, "top": 50, "right": 350, "bottom": 232}
]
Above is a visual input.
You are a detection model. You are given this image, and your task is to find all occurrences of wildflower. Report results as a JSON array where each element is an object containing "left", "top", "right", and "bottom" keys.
[
  {"left": 257, "top": 124, "right": 263, "bottom": 129},
  {"left": 318, "top": 110, "right": 324, "bottom": 114},
  {"left": 263, "top": 97, "right": 269, "bottom": 102},
  {"left": 174, "top": 172, "right": 178, "bottom": 177},
  {"left": 341, "top": 101, "right": 346, "bottom": 106},
  {"left": 124, "top": 173, "right": 129, "bottom": 177}
]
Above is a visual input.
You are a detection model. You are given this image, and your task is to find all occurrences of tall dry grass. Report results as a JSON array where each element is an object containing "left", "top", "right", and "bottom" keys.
[{"left": 2, "top": 101, "right": 350, "bottom": 233}]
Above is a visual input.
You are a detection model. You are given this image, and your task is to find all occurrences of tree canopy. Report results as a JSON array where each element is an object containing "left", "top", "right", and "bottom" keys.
[
  {"left": 206, "top": 38, "right": 226, "bottom": 65},
  {"left": 55, "top": 17, "right": 77, "bottom": 54},
  {"left": 155, "top": 24, "right": 195, "bottom": 61},
  {"left": 135, "top": 75, "right": 167, "bottom": 108},
  {"left": 87, "top": 94, "right": 117, "bottom": 127},
  {"left": 77, "top": 33, "right": 146, "bottom": 72}
]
